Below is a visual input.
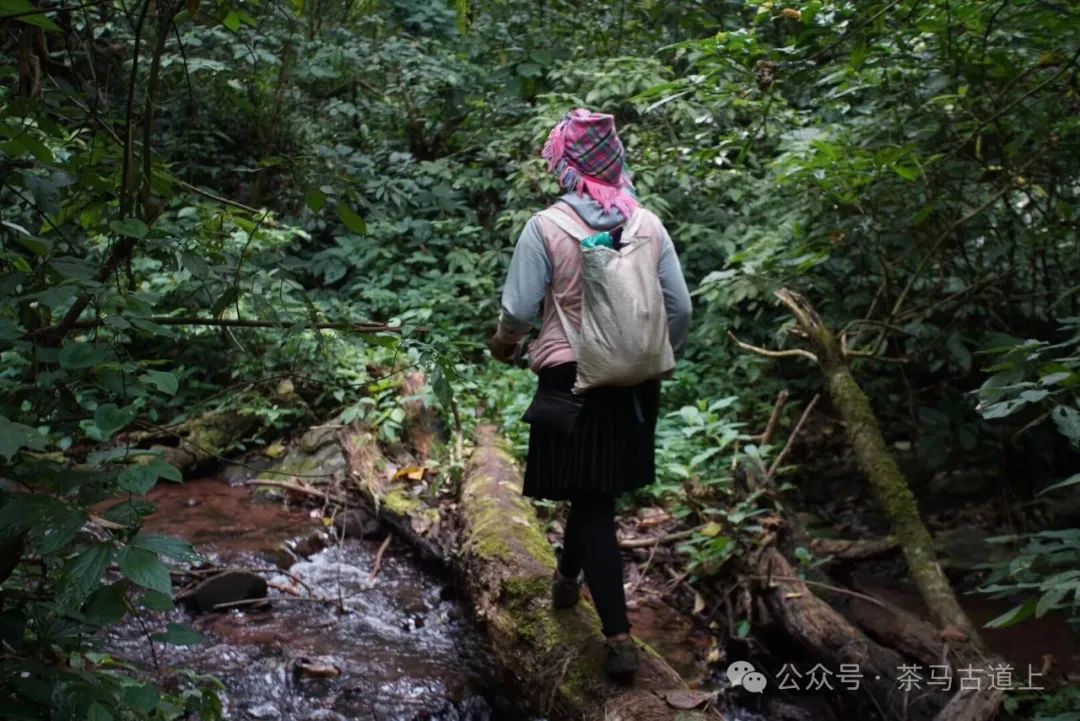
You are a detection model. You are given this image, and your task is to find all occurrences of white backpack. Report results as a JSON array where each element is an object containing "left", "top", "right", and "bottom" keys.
[{"left": 539, "top": 205, "right": 675, "bottom": 393}]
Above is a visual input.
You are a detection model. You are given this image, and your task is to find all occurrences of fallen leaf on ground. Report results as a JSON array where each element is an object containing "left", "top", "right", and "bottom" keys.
[{"left": 394, "top": 466, "right": 426, "bottom": 482}]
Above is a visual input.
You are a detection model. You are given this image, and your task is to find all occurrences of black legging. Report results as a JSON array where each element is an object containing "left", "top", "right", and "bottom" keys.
[{"left": 557, "top": 495, "right": 629, "bottom": 637}]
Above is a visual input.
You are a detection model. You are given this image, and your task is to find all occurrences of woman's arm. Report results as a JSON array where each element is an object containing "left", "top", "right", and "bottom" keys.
[
  {"left": 657, "top": 227, "right": 692, "bottom": 356},
  {"left": 491, "top": 216, "right": 552, "bottom": 361}
]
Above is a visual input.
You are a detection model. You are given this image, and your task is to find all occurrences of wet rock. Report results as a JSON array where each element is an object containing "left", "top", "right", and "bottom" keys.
[
  {"left": 301, "top": 712, "right": 347, "bottom": 721},
  {"left": 291, "top": 531, "right": 329, "bottom": 558},
  {"left": 244, "top": 701, "right": 281, "bottom": 719},
  {"left": 333, "top": 508, "right": 382, "bottom": 539},
  {"left": 293, "top": 656, "right": 342, "bottom": 679},
  {"left": 265, "top": 546, "right": 299, "bottom": 570},
  {"left": 181, "top": 570, "right": 268, "bottom": 613}
]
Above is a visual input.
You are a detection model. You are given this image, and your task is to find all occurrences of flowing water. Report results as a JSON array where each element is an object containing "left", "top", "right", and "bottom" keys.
[{"left": 101, "top": 478, "right": 531, "bottom": 721}]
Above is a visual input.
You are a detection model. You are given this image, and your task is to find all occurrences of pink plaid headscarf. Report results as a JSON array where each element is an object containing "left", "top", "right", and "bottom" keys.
[{"left": 541, "top": 109, "right": 638, "bottom": 217}]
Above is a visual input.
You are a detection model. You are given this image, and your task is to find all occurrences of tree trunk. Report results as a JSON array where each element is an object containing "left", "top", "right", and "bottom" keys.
[
  {"left": 746, "top": 289, "right": 1005, "bottom": 721},
  {"left": 460, "top": 426, "right": 719, "bottom": 721},
  {"left": 769, "top": 289, "right": 984, "bottom": 649}
]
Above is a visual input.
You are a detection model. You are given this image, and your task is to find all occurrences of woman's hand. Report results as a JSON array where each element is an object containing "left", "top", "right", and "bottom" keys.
[{"left": 490, "top": 334, "right": 519, "bottom": 364}]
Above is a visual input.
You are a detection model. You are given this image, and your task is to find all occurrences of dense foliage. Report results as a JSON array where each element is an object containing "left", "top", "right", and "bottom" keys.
[{"left": 1, "top": 0, "right": 1077, "bottom": 718}]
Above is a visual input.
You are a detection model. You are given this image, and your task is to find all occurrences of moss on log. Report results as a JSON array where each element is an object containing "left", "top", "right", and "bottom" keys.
[
  {"left": 460, "top": 426, "right": 719, "bottom": 721},
  {"left": 139, "top": 408, "right": 260, "bottom": 472}
]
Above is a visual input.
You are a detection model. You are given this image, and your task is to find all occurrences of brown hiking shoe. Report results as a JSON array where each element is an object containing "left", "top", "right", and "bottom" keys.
[
  {"left": 604, "top": 638, "right": 639, "bottom": 682},
  {"left": 551, "top": 572, "right": 580, "bottom": 609}
]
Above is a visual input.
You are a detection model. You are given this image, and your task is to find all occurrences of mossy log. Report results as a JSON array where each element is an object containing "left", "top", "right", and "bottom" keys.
[
  {"left": 460, "top": 426, "right": 720, "bottom": 721},
  {"left": 136, "top": 408, "right": 261, "bottom": 473},
  {"left": 249, "top": 422, "right": 448, "bottom": 562}
]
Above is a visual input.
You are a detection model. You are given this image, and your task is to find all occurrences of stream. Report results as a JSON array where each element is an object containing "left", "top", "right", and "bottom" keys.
[{"left": 102, "top": 477, "right": 533, "bottom": 721}]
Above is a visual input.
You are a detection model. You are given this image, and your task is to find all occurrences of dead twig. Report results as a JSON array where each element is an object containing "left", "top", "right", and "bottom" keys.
[
  {"left": 368, "top": 534, "right": 392, "bottom": 582},
  {"left": 758, "top": 390, "right": 790, "bottom": 443},
  {"left": 765, "top": 394, "right": 820, "bottom": 482},
  {"left": 748, "top": 574, "right": 903, "bottom": 612},
  {"left": 728, "top": 331, "right": 818, "bottom": 363},
  {"left": 619, "top": 527, "right": 696, "bottom": 549},
  {"left": 246, "top": 478, "right": 348, "bottom": 505}
]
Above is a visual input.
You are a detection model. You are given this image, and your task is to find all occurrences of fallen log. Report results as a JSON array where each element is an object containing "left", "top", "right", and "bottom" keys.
[
  {"left": 752, "top": 546, "right": 944, "bottom": 720},
  {"left": 136, "top": 408, "right": 260, "bottom": 472},
  {"left": 460, "top": 426, "right": 719, "bottom": 721}
]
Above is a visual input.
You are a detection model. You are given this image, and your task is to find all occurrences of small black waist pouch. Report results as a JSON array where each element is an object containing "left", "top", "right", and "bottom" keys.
[{"left": 522, "top": 386, "right": 585, "bottom": 436}]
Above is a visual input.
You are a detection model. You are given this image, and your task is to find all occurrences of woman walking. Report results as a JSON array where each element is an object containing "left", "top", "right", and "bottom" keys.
[{"left": 490, "top": 109, "right": 692, "bottom": 681}]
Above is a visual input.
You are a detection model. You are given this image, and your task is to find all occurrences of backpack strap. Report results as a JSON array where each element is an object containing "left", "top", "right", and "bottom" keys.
[{"left": 537, "top": 204, "right": 594, "bottom": 241}]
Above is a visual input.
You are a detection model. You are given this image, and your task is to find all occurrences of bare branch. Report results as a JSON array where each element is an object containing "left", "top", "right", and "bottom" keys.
[
  {"left": 766, "top": 394, "right": 820, "bottom": 482},
  {"left": 728, "top": 331, "right": 818, "bottom": 363}
]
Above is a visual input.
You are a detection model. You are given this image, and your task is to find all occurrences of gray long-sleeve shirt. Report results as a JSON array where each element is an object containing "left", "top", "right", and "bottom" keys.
[{"left": 498, "top": 192, "right": 692, "bottom": 355}]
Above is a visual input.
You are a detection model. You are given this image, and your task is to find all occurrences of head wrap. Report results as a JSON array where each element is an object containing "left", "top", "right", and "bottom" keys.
[{"left": 541, "top": 108, "right": 638, "bottom": 217}]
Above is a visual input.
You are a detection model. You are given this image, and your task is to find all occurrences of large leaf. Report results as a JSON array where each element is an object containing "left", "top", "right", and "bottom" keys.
[
  {"left": 58, "top": 342, "right": 108, "bottom": 369},
  {"left": 0, "top": 0, "right": 61, "bottom": 31},
  {"left": 116, "top": 546, "right": 172, "bottom": 595},
  {"left": 84, "top": 582, "right": 130, "bottom": 626},
  {"left": 130, "top": 533, "right": 199, "bottom": 562},
  {"left": 1039, "top": 473, "right": 1080, "bottom": 495},
  {"left": 0, "top": 415, "right": 47, "bottom": 460},
  {"left": 118, "top": 459, "right": 182, "bottom": 495},
  {"left": 108, "top": 218, "right": 148, "bottom": 239},
  {"left": 101, "top": 500, "right": 157, "bottom": 526},
  {"left": 57, "top": 544, "right": 114, "bottom": 609},
  {"left": 94, "top": 404, "right": 136, "bottom": 438},
  {"left": 983, "top": 597, "right": 1037, "bottom": 629},
  {"left": 336, "top": 204, "right": 366, "bottom": 235},
  {"left": 140, "top": 370, "right": 179, "bottom": 396}
]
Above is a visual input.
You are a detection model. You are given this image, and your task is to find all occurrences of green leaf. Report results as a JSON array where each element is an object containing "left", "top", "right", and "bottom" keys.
[
  {"left": 118, "top": 458, "right": 182, "bottom": 496},
  {"left": 0, "top": 0, "right": 61, "bottom": 31},
  {"left": 13, "top": 234, "right": 50, "bottom": 256},
  {"left": 0, "top": 415, "right": 47, "bottom": 460},
  {"left": 1035, "top": 585, "right": 1070, "bottom": 618},
  {"left": 116, "top": 546, "right": 172, "bottom": 595},
  {"left": 87, "top": 701, "right": 114, "bottom": 721},
  {"left": 58, "top": 342, "right": 108, "bottom": 369},
  {"left": 516, "top": 62, "right": 542, "bottom": 78},
  {"left": 122, "top": 684, "right": 160, "bottom": 713},
  {"left": 138, "top": 589, "right": 174, "bottom": 611},
  {"left": 336, "top": 204, "right": 366, "bottom": 235},
  {"left": 140, "top": 370, "right": 178, "bottom": 395},
  {"left": 222, "top": 10, "right": 241, "bottom": 31},
  {"left": 84, "top": 582, "right": 130, "bottom": 626},
  {"left": 57, "top": 543, "right": 113, "bottom": 609},
  {"left": 152, "top": 622, "right": 201, "bottom": 646},
  {"left": 94, "top": 404, "right": 136, "bottom": 438},
  {"left": 101, "top": 499, "right": 156, "bottom": 526},
  {"left": 983, "top": 597, "right": 1037, "bottom": 629},
  {"left": 108, "top": 218, "right": 149, "bottom": 239},
  {"left": 1040, "top": 473, "right": 1080, "bottom": 495},
  {"left": 130, "top": 533, "right": 199, "bottom": 562},
  {"left": 305, "top": 189, "right": 326, "bottom": 212},
  {"left": 211, "top": 287, "right": 238, "bottom": 318}
]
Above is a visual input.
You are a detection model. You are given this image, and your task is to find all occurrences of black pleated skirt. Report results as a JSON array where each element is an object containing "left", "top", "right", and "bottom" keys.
[{"left": 523, "top": 363, "right": 661, "bottom": 500}]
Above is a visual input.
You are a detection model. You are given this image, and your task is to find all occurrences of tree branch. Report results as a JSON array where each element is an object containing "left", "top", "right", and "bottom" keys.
[{"left": 727, "top": 331, "right": 818, "bottom": 363}]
